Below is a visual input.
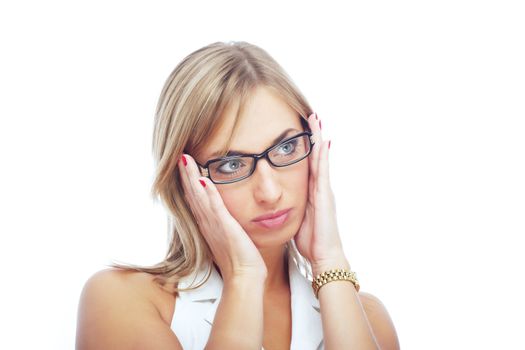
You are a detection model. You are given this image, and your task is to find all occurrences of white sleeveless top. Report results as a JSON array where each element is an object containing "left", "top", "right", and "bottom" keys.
[{"left": 171, "top": 252, "right": 324, "bottom": 350}]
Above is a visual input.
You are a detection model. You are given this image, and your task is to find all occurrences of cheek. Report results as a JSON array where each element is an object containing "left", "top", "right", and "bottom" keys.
[
  {"left": 289, "top": 161, "right": 309, "bottom": 201},
  {"left": 300, "top": 157, "right": 310, "bottom": 182},
  {"left": 280, "top": 163, "right": 309, "bottom": 228},
  {"left": 216, "top": 187, "right": 246, "bottom": 221}
]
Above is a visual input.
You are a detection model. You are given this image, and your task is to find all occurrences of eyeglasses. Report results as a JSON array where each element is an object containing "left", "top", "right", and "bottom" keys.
[{"left": 195, "top": 131, "right": 315, "bottom": 184}]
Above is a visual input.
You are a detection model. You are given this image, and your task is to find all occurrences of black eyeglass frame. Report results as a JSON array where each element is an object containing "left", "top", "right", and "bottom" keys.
[{"left": 195, "top": 131, "right": 315, "bottom": 184}]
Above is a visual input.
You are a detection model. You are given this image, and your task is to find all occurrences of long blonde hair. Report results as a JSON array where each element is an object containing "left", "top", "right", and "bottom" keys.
[{"left": 108, "top": 41, "right": 315, "bottom": 295}]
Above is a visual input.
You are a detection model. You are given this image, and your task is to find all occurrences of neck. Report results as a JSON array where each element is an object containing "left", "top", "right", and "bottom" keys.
[{"left": 259, "top": 244, "right": 290, "bottom": 294}]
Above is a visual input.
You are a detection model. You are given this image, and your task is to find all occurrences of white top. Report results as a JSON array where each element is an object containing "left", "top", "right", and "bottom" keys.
[{"left": 171, "top": 251, "right": 324, "bottom": 350}]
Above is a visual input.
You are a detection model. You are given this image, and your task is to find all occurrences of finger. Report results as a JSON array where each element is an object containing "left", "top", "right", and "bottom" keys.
[
  {"left": 182, "top": 153, "right": 212, "bottom": 204},
  {"left": 200, "top": 176, "right": 230, "bottom": 216},
  {"left": 190, "top": 176, "right": 224, "bottom": 246},
  {"left": 307, "top": 112, "right": 322, "bottom": 180},
  {"left": 307, "top": 112, "right": 321, "bottom": 142},
  {"left": 316, "top": 139, "right": 331, "bottom": 193},
  {"left": 178, "top": 154, "right": 199, "bottom": 203},
  {"left": 177, "top": 154, "right": 194, "bottom": 200},
  {"left": 192, "top": 173, "right": 243, "bottom": 250},
  {"left": 178, "top": 154, "right": 210, "bottom": 223}
]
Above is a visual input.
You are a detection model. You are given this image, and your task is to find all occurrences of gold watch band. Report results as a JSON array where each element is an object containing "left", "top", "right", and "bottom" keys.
[{"left": 312, "top": 268, "right": 360, "bottom": 298}]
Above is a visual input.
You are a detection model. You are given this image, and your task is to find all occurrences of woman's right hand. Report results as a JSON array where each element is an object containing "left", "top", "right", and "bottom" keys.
[{"left": 178, "top": 153, "right": 268, "bottom": 282}]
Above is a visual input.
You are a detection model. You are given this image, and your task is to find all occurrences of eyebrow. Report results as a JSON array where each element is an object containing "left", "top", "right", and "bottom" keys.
[{"left": 210, "top": 128, "right": 301, "bottom": 158}]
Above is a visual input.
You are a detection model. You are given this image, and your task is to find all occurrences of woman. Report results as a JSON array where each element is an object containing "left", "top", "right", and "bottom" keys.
[{"left": 76, "top": 41, "right": 400, "bottom": 350}]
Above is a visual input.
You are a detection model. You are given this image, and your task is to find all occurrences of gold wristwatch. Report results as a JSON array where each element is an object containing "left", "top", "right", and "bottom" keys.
[{"left": 312, "top": 268, "right": 360, "bottom": 298}]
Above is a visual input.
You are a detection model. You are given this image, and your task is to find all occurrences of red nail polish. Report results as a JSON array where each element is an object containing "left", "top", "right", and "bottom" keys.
[
  {"left": 181, "top": 155, "right": 187, "bottom": 166},
  {"left": 319, "top": 120, "right": 322, "bottom": 130},
  {"left": 199, "top": 179, "right": 206, "bottom": 188},
  {"left": 328, "top": 140, "right": 331, "bottom": 149}
]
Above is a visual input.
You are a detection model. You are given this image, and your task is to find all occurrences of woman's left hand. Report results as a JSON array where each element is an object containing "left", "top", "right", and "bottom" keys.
[{"left": 293, "top": 112, "right": 350, "bottom": 274}]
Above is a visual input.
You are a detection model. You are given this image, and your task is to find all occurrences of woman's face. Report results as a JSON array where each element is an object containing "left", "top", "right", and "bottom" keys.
[{"left": 195, "top": 86, "right": 309, "bottom": 249}]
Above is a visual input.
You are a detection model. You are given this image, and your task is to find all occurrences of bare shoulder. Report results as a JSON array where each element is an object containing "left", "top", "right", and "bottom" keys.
[
  {"left": 76, "top": 268, "right": 181, "bottom": 350},
  {"left": 358, "top": 291, "right": 400, "bottom": 350}
]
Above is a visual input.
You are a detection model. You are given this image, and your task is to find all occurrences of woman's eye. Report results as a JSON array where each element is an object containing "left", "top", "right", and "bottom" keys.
[
  {"left": 277, "top": 139, "right": 297, "bottom": 154},
  {"left": 218, "top": 159, "right": 245, "bottom": 174}
]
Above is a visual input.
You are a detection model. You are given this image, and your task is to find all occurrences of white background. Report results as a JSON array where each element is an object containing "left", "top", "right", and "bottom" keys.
[{"left": 1, "top": 1, "right": 524, "bottom": 349}]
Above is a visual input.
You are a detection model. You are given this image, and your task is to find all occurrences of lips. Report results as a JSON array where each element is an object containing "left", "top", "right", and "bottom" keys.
[
  {"left": 252, "top": 208, "right": 292, "bottom": 229},
  {"left": 252, "top": 208, "right": 292, "bottom": 222}
]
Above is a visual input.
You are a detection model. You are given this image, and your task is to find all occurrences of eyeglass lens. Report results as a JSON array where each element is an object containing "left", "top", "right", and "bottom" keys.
[{"left": 208, "top": 134, "right": 311, "bottom": 183}]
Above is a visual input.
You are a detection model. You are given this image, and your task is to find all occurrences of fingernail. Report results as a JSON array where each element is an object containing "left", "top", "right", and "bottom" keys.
[
  {"left": 319, "top": 120, "right": 322, "bottom": 130},
  {"left": 328, "top": 140, "right": 331, "bottom": 149},
  {"left": 181, "top": 155, "right": 187, "bottom": 166},
  {"left": 199, "top": 179, "right": 206, "bottom": 188}
]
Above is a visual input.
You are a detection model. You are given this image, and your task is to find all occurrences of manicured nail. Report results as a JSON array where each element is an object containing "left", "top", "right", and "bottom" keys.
[
  {"left": 328, "top": 140, "right": 331, "bottom": 149},
  {"left": 319, "top": 120, "right": 322, "bottom": 130},
  {"left": 199, "top": 179, "right": 206, "bottom": 188},
  {"left": 181, "top": 154, "right": 187, "bottom": 166}
]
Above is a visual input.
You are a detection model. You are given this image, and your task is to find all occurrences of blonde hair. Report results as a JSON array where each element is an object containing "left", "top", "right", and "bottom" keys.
[{"left": 108, "top": 40, "right": 315, "bottom": 295}]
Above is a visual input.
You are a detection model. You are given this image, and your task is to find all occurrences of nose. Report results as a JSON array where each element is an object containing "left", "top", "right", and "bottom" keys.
[{"left": 251, "top": 157, "right": 283, "bottom": 205}]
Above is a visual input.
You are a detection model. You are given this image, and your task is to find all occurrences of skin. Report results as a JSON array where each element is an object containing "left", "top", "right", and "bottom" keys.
[
  {"left": 178, "top": 85, "right": 398, "bottom": 349},
  {"left": 76, "top": 85, "right": 400, "bottom": 350},
  {"left": 192, "top": 85, "right": 311, "bottom": 292},
  {"left": 178, "top": 85, "right": 319, "bottom": 349}
]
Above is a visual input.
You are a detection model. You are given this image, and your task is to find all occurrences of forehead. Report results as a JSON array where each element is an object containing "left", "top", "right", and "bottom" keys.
[{"left": 202, "top": 86, "right": 304, "bottom": 160}]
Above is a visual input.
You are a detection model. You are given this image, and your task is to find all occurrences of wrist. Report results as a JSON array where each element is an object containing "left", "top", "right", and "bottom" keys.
[{"left": 311, "top": 253, "right": 351, "bottom": 277}]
